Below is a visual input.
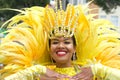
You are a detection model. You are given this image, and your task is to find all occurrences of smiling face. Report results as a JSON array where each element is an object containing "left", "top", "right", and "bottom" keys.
[{"left": 49, "top": 36, "right": 76, "bottom": 68}]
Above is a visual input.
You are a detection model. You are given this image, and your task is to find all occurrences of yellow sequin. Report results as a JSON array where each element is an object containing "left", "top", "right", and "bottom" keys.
[{"left": 54, "top": 67, "right": 76, "bottom": 76}]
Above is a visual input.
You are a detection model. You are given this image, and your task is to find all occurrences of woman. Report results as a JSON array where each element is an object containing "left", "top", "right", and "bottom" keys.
[
  {"left": 1, "top": 0, "right": 120, "bottom": 80},
  {"left": 49, "top": 36, "right": 76, "bottom": 68}
]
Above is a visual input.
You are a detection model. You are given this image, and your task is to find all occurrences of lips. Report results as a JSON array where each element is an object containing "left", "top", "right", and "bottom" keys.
[{"left": 56, "top": 50, "right": 67, "bottom": 56}]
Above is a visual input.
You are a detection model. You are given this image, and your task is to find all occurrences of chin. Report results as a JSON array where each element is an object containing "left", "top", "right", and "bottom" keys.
[{"left": 56, "top": 59, "right": 69, "bottom": 63}]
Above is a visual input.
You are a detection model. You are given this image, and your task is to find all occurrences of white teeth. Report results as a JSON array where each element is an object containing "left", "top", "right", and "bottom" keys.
[{"left": 57, "top": 52, "right": 66, "bottom": 54}]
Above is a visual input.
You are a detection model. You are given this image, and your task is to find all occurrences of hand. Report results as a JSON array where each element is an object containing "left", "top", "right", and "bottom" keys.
[
  {"left": 71, "top": 66, "right": 93, "bottom": 80},
  {"left": 38, "top": 68, "right": 70, "bottom": 80}
]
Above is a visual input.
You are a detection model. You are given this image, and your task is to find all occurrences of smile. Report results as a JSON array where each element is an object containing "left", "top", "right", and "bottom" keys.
[{"left": 56, "top": 51, "right": 67, "bottom": 56}]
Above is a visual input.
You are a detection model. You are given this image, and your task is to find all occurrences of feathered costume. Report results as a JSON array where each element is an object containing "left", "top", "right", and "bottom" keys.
[{"left": 0, "top": 1, "right": 120, "bottom": 80}]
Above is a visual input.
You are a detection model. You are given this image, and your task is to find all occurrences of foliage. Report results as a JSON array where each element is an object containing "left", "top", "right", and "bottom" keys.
[
  {"left": 0, "top": 0, "right": 50, "bottom": 8},
  {"left": 88, "top": 0, "right": 120, "bottom": 13},
  {"left": 0, "top": 0, "right": 50, "bottom": 24},
  {"left": 0, "top": 0, "right": 120, "bottom": 22}
]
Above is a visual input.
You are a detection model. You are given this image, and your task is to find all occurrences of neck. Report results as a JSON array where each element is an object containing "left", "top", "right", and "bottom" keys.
[{"left": 55, "top": 62, "right": 72, "bottom": 68}]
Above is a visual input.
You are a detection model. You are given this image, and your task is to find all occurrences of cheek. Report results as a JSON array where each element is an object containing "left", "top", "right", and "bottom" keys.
[
  {"left": 68, "top": 45, "right": 75, "bottom": 52},
  {"left": 50, "top": 45, "right": 55, "bottom": 52},
  {"left": 68, "top": 46, "right": 75, "bottom": 55},
  {"left": 49, "top": 45, "right": 56, "bottom": 57}
]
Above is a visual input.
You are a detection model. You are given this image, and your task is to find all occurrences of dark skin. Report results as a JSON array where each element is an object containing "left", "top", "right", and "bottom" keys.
[
  {"left": 39, "top": 67, "right": 93, "bottom": 80},
  {"left": 71, "top": 67, "right": 93, "bottom": 80},
  {"left": 39, "top": 36, "right": 93, "bottom": 80}
]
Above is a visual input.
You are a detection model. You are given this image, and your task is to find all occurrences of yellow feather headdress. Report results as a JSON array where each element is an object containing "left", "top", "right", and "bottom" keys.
[{"left": 0, "top": 0, "right": 120, "bottom": 78}]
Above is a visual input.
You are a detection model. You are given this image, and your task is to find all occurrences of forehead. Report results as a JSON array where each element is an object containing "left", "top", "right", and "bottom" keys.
[{"left": 50, "top": 36, "right": 73, "bottom": 41}]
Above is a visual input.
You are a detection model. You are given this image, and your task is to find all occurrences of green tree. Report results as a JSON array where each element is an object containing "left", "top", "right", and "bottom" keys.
[
  {"left": 0, "top": 0, "right": 50, "bottom": 20},
  {"left": 0, "top": 0, "right": 50, "bottom": 8},
  {"left": 88, "top": 0, "right": 120, "bottom": 13},
  {"left": 1, "top": 0, "right": 120, "bottom": 20}
]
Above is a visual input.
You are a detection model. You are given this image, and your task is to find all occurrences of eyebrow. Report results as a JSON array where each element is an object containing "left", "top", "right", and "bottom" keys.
[
  {"left": 51, "top": 39, "right": 58, "bottom": 41},
  {"left": 64, "top": 38, "right": 72, "bottom": 41},
  {"left": 51, "top": 38, "right": 72, "bottom": 41}
]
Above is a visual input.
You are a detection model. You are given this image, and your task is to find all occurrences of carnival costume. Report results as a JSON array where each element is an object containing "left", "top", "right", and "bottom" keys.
[{"left": 0, "top": 0, "right": 120, "bottom": 80}]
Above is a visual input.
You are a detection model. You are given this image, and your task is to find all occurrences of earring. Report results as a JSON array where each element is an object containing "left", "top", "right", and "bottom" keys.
[
  {"left": 72, "top": 52, "right": 77, "bottom": 61},
  {"left": 50, "top": 56, "right": 54, "bottom": 63}
]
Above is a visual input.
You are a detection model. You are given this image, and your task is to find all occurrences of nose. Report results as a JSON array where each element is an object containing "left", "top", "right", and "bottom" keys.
[{"left": 58, "top": 42, "right": 65, "bottom": 48}]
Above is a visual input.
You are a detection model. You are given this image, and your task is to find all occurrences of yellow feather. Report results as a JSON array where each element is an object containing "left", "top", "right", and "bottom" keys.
[{"left": 1, "top": 4, "right": 120, "bottom": 78}]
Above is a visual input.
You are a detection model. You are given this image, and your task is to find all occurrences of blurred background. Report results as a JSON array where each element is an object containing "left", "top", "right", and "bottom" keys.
[
  {"left": 0, "top": 0, "right": 120, "bottom": 43},
  {"left": 62, "top": 0, "right": 120, "bottom": 28},
  {"left": 0, "top": 0, "right": 120, "bottom": 69},
  {"left": 0, "top": 0, "right": 120, "bottom": 41},
  {"left": 0, "top": 0, "right": 120, "bottom": 27}
]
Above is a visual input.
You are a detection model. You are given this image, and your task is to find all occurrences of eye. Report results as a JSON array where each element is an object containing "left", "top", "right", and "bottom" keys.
[
  {"left": 64, "top": 41, "right": 71, "bottom": 44},
  {"left": 51, "top": 41, "right": 59, "bottom": 44}
]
